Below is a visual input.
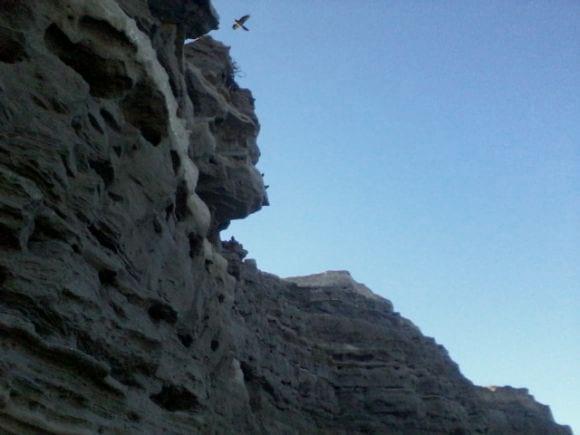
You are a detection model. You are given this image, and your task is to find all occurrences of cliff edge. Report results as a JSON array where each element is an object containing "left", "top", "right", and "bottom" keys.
[{"left": 0, "top": 1, "right": 571, "bottom": 433}]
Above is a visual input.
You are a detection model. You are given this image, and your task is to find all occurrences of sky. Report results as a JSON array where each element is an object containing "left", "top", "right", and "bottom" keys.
[{"left": 209, "top": 1, "right": 579, "bottom": 430}]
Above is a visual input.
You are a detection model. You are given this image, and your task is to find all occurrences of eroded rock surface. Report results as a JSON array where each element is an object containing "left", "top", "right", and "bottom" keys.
[
  {"left": 223, "top": 242, "right": 571, "bottom": 434},
  {"left": 0, "top": 0, "right": 571, "bottom": 434}
]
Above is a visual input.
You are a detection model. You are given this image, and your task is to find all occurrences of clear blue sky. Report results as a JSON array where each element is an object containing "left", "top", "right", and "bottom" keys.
[{"left": 210, "top": 1, "right": 579, "bottom": 430}]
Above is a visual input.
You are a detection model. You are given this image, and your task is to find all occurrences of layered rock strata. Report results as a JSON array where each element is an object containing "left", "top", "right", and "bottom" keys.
[
  {"left": 223, "top": 244, "right": 570, "bottom": 434},
  {"left": 0, "top": 0, "right": 571, "bottom": 433}
]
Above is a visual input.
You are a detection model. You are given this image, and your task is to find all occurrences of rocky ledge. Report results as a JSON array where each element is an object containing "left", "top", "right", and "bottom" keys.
[{"left": 0, "top": 0, "right": 571, "bottom": 433}]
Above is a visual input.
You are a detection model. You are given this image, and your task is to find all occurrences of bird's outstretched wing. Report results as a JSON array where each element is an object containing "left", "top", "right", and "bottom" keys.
[{"left": 238, "top": 15, "right": 250, "bottom": 24}]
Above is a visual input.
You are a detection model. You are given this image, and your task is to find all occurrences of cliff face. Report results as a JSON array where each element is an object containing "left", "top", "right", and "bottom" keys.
[{"left": 0, "top": 1, "right": 570, "bottom": 434}]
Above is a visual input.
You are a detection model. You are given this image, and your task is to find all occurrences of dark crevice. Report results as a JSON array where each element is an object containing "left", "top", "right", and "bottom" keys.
[
  {"left": 153, "top": 217, "right": 162, "bottom": 234},
  {"left": 0, "top": 223, "right": 20, "bottom": 249},
  {"left": 88, "top": 223, "right": 120, "bottom": 253},
  {"left": 148, "top": 301, "right": 177, "bottom": 325},
  {"left": 174, "top": 181, "right": 188, "bottom": 221},
  {"left": 29, "top": 214, "right": 66, "bottom": 243},
  {"left": 170, "top": 150, "right": 180, "bottom": 174},
  {"left": 150, "top": 385, "right": 200, "bottom": 412},
  {"left": 165, "top": 203, "right": 174, "bottom": 221},
  {"left": 0, "top": 290, "right": 67, "bottom": 337},
  {"left": 188, "top": 233, "right": 202, "bottom": 258},
  {"left": 98, "top": 269, "right": 117, "bottom": 287},
  {"left": 31, "top": 95, "right": 49, "bottom": 110},
  {"left": 240, "top": 361, "right": 255, "bottom": 382},
  {"left": 177, "top": 333, "right": 193, "bottom": 348},
  {"left": 75, "top": 331, "right": 153, "bottom": 387},
  {"left": 89, "top": 159, "right": 114, "bottom": 188},
  {"left": 331, "top": 353, "right": 375, "bottom": 363},
  {"left": 0, "top": 265, "right": 9, "bottom": 287},
  {"left": 100, "top": 109, "right": 121, "bottom": 132},
  {"left": 108, "top": 192, "right": 123, "bottom": 202},
  {"left": 60, "top": 154, "right": 75, "bottom": 178},
  {"left": 88, "top": 113, "right": 104, "bottom": 134}
]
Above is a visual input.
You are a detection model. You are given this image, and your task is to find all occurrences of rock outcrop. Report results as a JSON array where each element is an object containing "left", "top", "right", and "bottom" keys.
[{"left": 0, "top": 0, "right": 571, "bottom": 434}]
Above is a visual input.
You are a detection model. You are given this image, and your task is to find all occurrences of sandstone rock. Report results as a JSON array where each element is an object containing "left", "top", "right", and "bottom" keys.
[
  {"left": 0, "top": 1, "right": 571, "bottom": 434},
  {"left": 225, "top": 244, "right": 571, "bottom": 434}
]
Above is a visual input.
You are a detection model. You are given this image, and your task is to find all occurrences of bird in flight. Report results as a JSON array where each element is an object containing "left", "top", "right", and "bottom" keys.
[{"left": 232, "top": 15, "right": 250, "bottom": 31}]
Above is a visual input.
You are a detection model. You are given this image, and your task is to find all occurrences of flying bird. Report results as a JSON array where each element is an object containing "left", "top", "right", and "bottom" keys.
[{"left": 232, "top": 15, "right": 250, "bottom": 31}]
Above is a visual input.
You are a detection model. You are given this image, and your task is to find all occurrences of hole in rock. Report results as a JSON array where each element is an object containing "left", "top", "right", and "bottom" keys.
[
  {"left": 0, "top": 224, "right": 20, "bottom": 250},
  {"left": 174, "top": 181, "right": 188, "bottom": 221},
  {"left": 240, "top": 361, "right": 255, "bottom": 382},
  {"left": 0, "top": 266, "right": 9, "bottom": 287},
  {"left": 100, "top": 109, "right": 121, "bottom": 132},
  {"left": 89, "top": 159, "right": 114, "bottom": 188},
  {"left": 78, "top": 16, "right": 136, "bottom": 52},
  {"left": 210, "top": 340, "right": 219, "bottom": 352},
  {"left": 29, "top": 214, "right": 65, "bottom": 243},
  {"left": 127, "top": 411, "right": 140, "bottom": 422},
  {"left": 213, "top": 117, "right": 224, "bottom": 128},
  {"left": 170, "top": 150, "right": 180, "bottom": 174},
  {"left": 188, "top": 233, "right": 202, "bottom": 258},
  {"left": 178, "top": 333, "right": 193, "bottom": 348},
  {"left": 153, "top": 218, "right": 162, "bottom": 234},
  {"left": 60, "top": 154, "right": 75, "bottom": 178},
  {"left": 71, "top": 116, "right": 83, "bottom": 136},
  {"left": 31, "top": 95, "right": 49, "bottom": 110},
  {"left": 98, "top": 269, "right": 117, "bottom": 286},
  {"left": 150, "top": 385, "right": 200, "bottom": 412},
  {"left": 120, "top": 80, "right": 168, "bottom": 146},
  {"left": 148, "top": 301, "right": 177, "bottom": 325},
  {"left": 88, "top": 113, "right": 104, "bottom": 134},
  {"left": 110, "top": 301, "right": 126, "bottom": 319},
  {"left": 50, "top": 97, "right": 68, "bottom": 114},
  {"left": 217, "top": 294, "right": 225, "bottom": 304},
  {"left": 44, "top": 24, "right": 133, "bottom": 98},
  {"left": 108, "top": 192, "right": 123, "bottom": 202},
  {"left": 88, "top": 223, "right": 119, "bottom": 253},
  {"left": 165, "top": 203, "right": 174, "bottom": 221}
]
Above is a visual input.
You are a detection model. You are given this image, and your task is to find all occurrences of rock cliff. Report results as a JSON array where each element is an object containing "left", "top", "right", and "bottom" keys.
[{"left": 0, "top": 1, "right": 571, "bottom": 433}]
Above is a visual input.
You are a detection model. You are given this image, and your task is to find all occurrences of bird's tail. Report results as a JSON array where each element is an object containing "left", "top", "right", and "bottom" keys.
[{"left": 232, "top": 23, "right": 239, "bottom": 29}]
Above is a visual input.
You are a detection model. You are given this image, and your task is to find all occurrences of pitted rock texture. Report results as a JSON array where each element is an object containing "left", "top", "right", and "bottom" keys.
[
  {"left": 0, "top": 0, "right": 263, "bottom": 433},
  {"left": 0, "top": 0, "right": 571, "bottom": 434},
  {"left": 185, "top": 37, "right": 267, "bottom": 236}
]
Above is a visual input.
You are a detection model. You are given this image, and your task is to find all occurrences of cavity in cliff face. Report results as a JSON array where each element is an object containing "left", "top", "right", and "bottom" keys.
[{"left": 0, "top": 1, "right": 571, "bottom": 434}]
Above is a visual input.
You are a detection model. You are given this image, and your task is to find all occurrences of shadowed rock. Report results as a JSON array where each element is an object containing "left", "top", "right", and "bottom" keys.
[{"left": 0, "top": 0, "right": 571, "bottom": 434}]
